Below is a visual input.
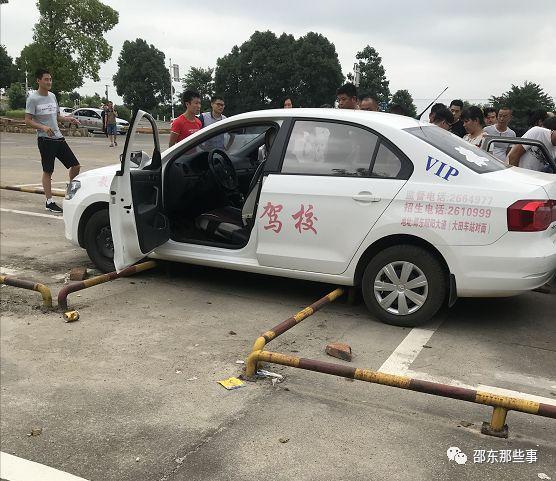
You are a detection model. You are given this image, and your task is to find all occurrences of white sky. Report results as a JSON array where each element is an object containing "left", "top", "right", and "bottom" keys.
[{"left": 1, "top": 0, "right": 555, "bottom": 110}]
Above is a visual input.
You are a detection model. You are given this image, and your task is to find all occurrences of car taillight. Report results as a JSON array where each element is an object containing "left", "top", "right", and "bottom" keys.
[{"left": 507, "top": 200, "right": 556, "bottom": 232}]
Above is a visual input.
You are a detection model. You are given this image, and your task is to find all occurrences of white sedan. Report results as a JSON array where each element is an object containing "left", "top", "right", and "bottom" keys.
[
  {"left": 72, "top": 107, "right": 129, "bottom": 135},
  {"left": 63, "top": 109, "right": 556, "bottom": 326}
]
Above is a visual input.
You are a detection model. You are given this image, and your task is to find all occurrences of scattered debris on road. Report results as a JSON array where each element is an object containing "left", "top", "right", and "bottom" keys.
[
  {"left": 218, "top": 377, "right": 245, "bottom": 390},
  {"left": 325, "top": 342, "right": 352, "bottom": 361},
  {"left": 63, "top": 310, "right": 80, "bottom": 322},
  {"left": 69, "top": 267, "right": 88, "bottom": 281}
]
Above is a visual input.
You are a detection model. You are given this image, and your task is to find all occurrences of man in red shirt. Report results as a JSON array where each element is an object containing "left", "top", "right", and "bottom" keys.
[{"left": 169, "top": 90, "right": 202, "bottom": 147}]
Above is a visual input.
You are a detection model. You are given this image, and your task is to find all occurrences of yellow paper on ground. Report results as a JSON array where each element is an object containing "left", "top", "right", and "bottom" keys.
[{"left": 218, "top": 377, "right": 245, "bottom": 390}]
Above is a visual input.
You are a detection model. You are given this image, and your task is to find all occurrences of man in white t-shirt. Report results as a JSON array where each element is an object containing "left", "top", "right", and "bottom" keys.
[
  {"left": 483, "top": 107, "right": 516, "bottom": 161},
  {"left": 508, "top": 125, "right": 556, "bottom": 172}
]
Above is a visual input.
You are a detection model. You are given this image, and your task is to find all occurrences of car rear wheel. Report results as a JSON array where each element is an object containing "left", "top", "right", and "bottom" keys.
[
  {"left": 84, "top": 209, "right": 115, "bottom": 273},
  {"left": 361, "top": 245, "right": 446, "bottom": 327}
]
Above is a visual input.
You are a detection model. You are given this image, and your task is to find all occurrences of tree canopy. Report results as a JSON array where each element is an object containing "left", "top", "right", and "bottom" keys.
[
  {"left": 490, "top": 81, "right": 555, "bottom": 133},
  {"left": 214, "top": 31, "right": 343, "bottom": 115},
  {"left": 18, "top": 0, "right": 118, "bottom": 94},
  {"left": 7, "top": 82, "right": 26, "bottom": 109},
  {"left": 0, "top": 45, "right": 21, "bottom": 89},
  {"left": 183, "top": 67, "right": 214, "bottom": 111},
  {"left": 391, "top": 89, "right": 417, "bottom": 117},
  {"left": 113, "top": 38, "right": 170, "bottom": 111},
  {"left": 354, "top": 46, "right": 390, "bottom": 103}
]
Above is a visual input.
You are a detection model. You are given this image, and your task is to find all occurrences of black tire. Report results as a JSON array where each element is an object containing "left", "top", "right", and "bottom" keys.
[
  {"left": 84, "top": 209, "right": 115, "bottom": 273},
  {"left": 361, "top": 245, "right": 447, "bottom": 327}
]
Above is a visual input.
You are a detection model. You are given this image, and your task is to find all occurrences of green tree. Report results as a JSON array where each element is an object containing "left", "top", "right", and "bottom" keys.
[
  {"left": 7, "top": 82, "right": 26, "bottom": 109},
  {"left": 214, "top": 31, "right": 343, "bottom": 115},
  {"left": 0, "top": 45, "right": 20, "bottom": 89},
  {"left": 183, "top": 67, "right": 214, "bottom": 111},
  {"left": 292, "top": 32, "right": 343, "bottom": 108},
  {"left": 18, "top": 0, "right": 118, "bottom": 94},
  {"left": 214, "top": 31, "right": 278, "bottom": 114},
  {"left": 80, "top": 93, "right": 102, "bottom": 108},
  {"left": 113, "top": 38, "right": 170, "bottom": 111},
  {"left": 115, "top": 104, "right": 131, "bottom": 121},
  {"left": 58, "top": 91, "right": 81, "bottom": 107},
  {"left": 391, "top": 89, "right": 417, "bottom": 117},
  {"left": 490, "top": 82, "right": 555, "bottom": 134},
  {"left": 355, "top": 45, "right": 390, "bottom": 103}
]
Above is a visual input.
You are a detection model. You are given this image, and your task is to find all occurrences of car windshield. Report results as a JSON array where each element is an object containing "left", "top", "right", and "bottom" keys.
[{"left": 405, "top": 126, "right": 507, "bottom": 173}]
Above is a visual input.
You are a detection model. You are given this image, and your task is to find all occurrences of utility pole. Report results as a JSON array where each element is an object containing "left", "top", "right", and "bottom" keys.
[
  {"left": 353, "top": 63, "right": 361, "bottom": 88},
  {"left": 25, "top": 71, "right": 29, "bottom": 97},
  {"left": 169, "top": 58, "right": 175, "bottom": 121},
  {"left": 105, "top": 85, "right": 109, "bottom": 102},
  {"left": 168, "top": 59, "right": 180, "bottom": 120}
]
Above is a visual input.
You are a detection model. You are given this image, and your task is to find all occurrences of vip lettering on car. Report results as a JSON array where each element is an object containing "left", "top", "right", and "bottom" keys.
[{"left": 425, "top": 155, "right": 459, "bottom": 181}]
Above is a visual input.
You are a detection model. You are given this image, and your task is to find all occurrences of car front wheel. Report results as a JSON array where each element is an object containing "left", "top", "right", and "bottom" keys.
[
  {"left": 361, "top": 245, "right": 446, "bottom": 327},
  {"left": 84, "top": 209, "right": 115, "bottom": 273}
]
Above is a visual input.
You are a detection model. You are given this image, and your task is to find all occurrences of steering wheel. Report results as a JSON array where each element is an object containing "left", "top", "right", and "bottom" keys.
[{"left": 208, "top": 149, "right": 238, "bottom": 191}]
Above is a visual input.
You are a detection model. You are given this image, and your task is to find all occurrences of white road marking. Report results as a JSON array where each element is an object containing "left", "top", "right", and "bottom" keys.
[
  {"left": 0, "top": 452, "right": 90, "bottom": 481},
  {"left": 378, "top": 320, "right": 443, "bottom": 375},
  {"left": 0, "top": 208, "right": 63, "bottom": 220},
  {"left": 406, "top": 370, "right": 556, "bottom": 407},
  {"left": 0, "top": 267, "right": 19, "bottom": 275}
]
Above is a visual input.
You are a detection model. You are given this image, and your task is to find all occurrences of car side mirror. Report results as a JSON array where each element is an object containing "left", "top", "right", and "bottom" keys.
[{"left": 130, "top": 150, "right": 151, "bottom": 169}]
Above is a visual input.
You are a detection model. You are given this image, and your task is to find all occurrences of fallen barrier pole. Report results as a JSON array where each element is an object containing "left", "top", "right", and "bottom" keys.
[
  {"left": 248, "top": 288, "right": 345, "bottom": 357},
  {"left": 0, "top": 275, "right": 52, "bottom": 308},
  {"left": 1, "top": 184, "right": 65, "bottom": 197},
  {"left": 246, "top": 350, "right": 555, "bottom": 438},
  {"left": 57, "top": 261, "right": 157, "bottom": 310}
]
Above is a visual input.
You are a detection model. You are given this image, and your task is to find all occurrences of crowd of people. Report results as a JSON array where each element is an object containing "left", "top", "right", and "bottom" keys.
[
  {"left": 170, "top": 82, "right": 556, "bottom": 173},
  {"left": 24, "top": 68, "right": 556, "bottom": 213}
]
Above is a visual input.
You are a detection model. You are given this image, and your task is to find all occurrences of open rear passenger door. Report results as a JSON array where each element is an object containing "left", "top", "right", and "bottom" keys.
[{"left": 109, "top": 110, "right": 170, "bottom": 271}]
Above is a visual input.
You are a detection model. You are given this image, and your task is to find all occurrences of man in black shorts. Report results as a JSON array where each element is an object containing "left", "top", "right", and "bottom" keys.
[{"left": 25, "top": 68, "right": 81, "bottom": 213}]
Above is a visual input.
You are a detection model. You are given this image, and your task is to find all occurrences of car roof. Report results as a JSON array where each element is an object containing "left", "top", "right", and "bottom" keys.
[
  {"left": 74, "top": 107, "right": 102, "bottom": 113},
  {"left": 229, "top": 108, "right": 425, "bottom": 130}
]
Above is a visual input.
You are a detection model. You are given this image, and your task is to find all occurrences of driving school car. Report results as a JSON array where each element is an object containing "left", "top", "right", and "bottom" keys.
[{"left": 63, "top": 109, "right": 556, "bottom": 327}]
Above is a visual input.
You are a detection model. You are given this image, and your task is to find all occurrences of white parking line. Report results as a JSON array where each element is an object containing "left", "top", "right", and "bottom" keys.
[
  {"left": 406, "top": 369, "right": 556, "bottom": 407},
  {"left": 0, "top": 452, "right": 90, "bottom": 481},
  {"left": 0, "top": 267, "right": 19, "bottom": 275},
  {"left": 0, "top": 208, "right": 63, "bottom": 220},
  {"left": 378, "top": 320, "right": 443, "bottom": 375}
]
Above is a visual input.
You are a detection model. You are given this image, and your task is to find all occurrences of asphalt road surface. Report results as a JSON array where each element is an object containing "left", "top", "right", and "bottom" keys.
[{"left": 1, "top": 132, "right": 555, "bottom": 481}]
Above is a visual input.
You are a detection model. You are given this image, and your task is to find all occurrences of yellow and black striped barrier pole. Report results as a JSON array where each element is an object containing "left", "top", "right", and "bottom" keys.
[
  {"left": 0, "top": 275, "right": 53, "bottom": 308},
  {"left": 246, "top": 350, "right": 555, "bottom": 438},
  {"left": 57, "top": 261, "right": 157, "bottom": 310},
  {"left": 1, "top": 184, "right": 65, "bottom": 197},
  {"left": 247, "top": 288, "right": 345, "bottom": 366}
]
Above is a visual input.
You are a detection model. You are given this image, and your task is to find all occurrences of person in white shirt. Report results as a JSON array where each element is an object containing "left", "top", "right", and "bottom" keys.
[
  {"left": 462, "top": 106, "right": 485, "bottom": 147},
  {"left": 483, "top": 107, "right": 516, "bottom": 160},
  {"left": 507, "top": 122, "right": 556, "bottom": 172}
]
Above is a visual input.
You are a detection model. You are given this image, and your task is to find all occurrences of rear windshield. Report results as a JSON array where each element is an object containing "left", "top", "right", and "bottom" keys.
[{"left": 405, "top": 126, "right": 508, "bottom": 173}]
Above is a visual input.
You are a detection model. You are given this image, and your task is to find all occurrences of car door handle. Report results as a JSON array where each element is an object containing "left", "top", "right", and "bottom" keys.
[{"left": 352, "top": 192, "right": 381, "bottom": 203}]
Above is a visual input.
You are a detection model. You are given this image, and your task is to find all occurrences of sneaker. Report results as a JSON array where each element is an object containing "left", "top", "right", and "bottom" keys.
[
  {"left": 109, "top": 144, "right": 114, "bottom": 147},
  {"left": 114, "top": 141, "right": 118, "bottom": 146},
  {"left": 46, "top": 201, "right": 63, "bottom": 213}
]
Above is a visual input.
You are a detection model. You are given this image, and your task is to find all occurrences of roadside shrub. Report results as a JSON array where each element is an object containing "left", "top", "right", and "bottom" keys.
[
  {"left": 5, "top": 109, "right": 26, "bottom": 119},
  {"left": 7, "top": 82, "right": 26, "bottom": 109},
  {"left": 116, "top": 105, "right": 131, "bottom": 121}
]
